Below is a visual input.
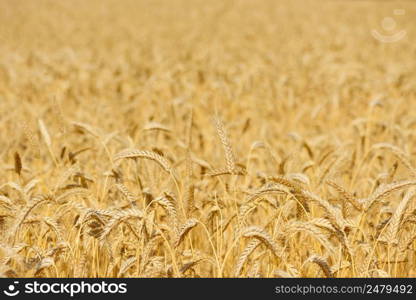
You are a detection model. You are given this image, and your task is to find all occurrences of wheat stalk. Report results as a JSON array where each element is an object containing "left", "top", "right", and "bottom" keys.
[
  {"left": 242, "top": 226, "right": 282, "bottom": 258},
  {"left": 114, "top": 149, "right": 173, "bottom": 174},
  {"left": 174, "top": 218, "right": 198, "bottom": 248},
  {"left": 214, "top": 115, "right": 236, "bottom": 173},
  {"left": 234, "top": 239, "right": 261, "bottom": 276},
  {"left": 379, "top": 188, "right": 416, "bottom": 245}
]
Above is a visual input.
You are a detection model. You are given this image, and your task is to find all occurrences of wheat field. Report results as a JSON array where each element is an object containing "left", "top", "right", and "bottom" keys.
[{"left": 0, "top": 0, "right": 416, "bottom": 278}]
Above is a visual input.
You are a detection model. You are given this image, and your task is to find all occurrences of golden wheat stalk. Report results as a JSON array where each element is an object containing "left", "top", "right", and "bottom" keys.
[
  {"left": 213, "top": 115, "right": 236, "bottom": 173},
  {"left": 372, "top": 143, "right": 416, "bottom": 177},
  {"left": 114, "top": 149, "right": 172, "bottom": 173},
  {"left": 235, "top": 239, "right": 261, "bottom": 276},
  {"left": 10, "top": 194, "right": 54, "bottom": 243},
  {"left": 364, "top": 180, "right": 416, "bottom": 212},
  {"left": 304, "top": 255, "right": 333, "bottom": 278},
  {"left": 242, "top": 226, "right": 282, "bottom": 258},
  {"left": 326, "top": 180, "right": 363, "bottom": 211},
  {"left": 118, "top": 256, "right": 137, "bottom": 277},
  {"left": 378, "top": 188, "right": 416, "bottom": 245},
  {"left": 174, "top": 218, "right": 198, "bottom": 248}
]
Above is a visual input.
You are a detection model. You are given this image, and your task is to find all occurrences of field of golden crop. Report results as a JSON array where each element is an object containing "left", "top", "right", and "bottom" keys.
[{"left": 0, "top": 0, "right": 416, "bottom": 278}]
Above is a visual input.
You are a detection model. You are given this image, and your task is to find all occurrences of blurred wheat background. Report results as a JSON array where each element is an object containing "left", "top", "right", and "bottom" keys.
[{"left": 0, "top": 0, "right": 416, "bottom": 277}]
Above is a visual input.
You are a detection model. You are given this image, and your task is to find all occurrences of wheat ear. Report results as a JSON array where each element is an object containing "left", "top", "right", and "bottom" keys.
[
  {"left": 114, "top": 149, "right": 172, "bottom": 174},
  {"left": 214, "top": 115, "right": 236, "bottom": 173},
  {"left": 379, "top": 188, "right": 416, "bottom": 245},
  {"left": 174, "top": 218, "right": 198, "bottom": 248},
  {"left": 242, "top": 226, "right": 282, "bottom": 258},
  {"left": 234, "top": 239, "right": 261, "bottom": 276}
]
